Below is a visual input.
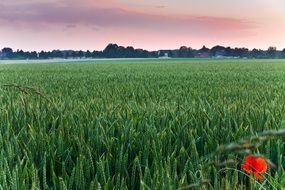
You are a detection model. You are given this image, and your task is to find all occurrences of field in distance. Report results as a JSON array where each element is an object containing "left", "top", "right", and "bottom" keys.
[{"left": 0, "top": 59, "right": 285, "bottom": 189}]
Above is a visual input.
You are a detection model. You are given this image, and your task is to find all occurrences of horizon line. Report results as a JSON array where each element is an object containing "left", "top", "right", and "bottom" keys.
[{"left": 1, "top": 43, "right": 285, "bottom": 52}]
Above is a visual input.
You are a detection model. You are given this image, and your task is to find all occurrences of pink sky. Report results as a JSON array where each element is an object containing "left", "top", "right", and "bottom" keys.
[{"left": 0, "top": 0, "right": 285, "bottom": 51}]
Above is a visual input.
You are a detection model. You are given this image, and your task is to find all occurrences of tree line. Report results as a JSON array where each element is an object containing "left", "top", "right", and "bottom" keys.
[{"left": 1, "top": 44, "right": 285, "bottom": 59}]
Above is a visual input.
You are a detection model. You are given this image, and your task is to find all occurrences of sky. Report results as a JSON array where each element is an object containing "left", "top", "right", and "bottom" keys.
[{"left": 0, "top": 0, "right": 285, "bottom": 51}]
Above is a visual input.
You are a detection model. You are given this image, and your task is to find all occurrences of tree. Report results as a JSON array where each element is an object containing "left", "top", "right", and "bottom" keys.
[
  {"left": 85, "top": 50, "right": 92, "bottom": 58},
  {"left": 1, "top": 44, "right": 284, "bottom": 60},
  {"left": 29, "top": 51, "right": 38, "bottom": 59},
  {"left": 224, "top": 47, "right": 231, "bottom": 57},
  {"left": 200, "top": 45, "right": 210, "bottom": 52},
  {"left": 92, "top": 51, "right": 102, "bottom": 58},
  {"left": 103, "top": 43, "right": 119, "bottom": 58},
  {"left": 178, "top": 46, "right": 194, "bottom": 58},
  {"left": 251, "top": 49, "right": 263, "bottom": 58},
  {"left": 51, "top": 50, "right": 64, "bottom": 58},
  {"left": 281, "top": 49, "right": 285, "bottom": 58},
  {"left": 39, "top": 51, "right": 49, "bottom": 59},
  {"left": 14, "top": 49, "right": 25, "bottom": 59},
  {"left": 210, "top": 46, "right": 226, "bottom": 57},
  {"left": 1, "top": 47, "right": 13, "bottom": 58},
  {"left": 78, "top": 50, "right": 84, "bottom": 58},
  {"left": 267, "top": 46, "right": 277, "bottom": 58},
  {"left": 233, "top": 48, "right": 249, "bottom": 58},
  {"left": 126, "top": 46, "right": 135, "bottom": 58}
]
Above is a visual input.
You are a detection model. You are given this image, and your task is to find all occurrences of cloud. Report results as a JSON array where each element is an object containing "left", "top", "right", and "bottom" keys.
[
  {"left": 154, "top": 5, "right": 166, "bottom": 9},
  {"left": 0, "top": 1, "right": 255, "bottom": 38},
  {"left": 66, "top": 24, "right": 76, "bottom": 28}
]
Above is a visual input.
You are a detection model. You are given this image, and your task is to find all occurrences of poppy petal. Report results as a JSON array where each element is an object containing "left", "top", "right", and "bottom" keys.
[
  {"left": 253, "top": 157, "right": 267, "bottom": 173},
  {"left": 245, "top": 155, "right": 254, "bottom": 163},
  {"left": 253, "top": 172, "right": 263, "bottom": 181},
  {"left": 241, "top": 155, "right": 268, "bottom": 181},
  {"left": 241, "top": 163, "right": 252, "bottom": 174}
]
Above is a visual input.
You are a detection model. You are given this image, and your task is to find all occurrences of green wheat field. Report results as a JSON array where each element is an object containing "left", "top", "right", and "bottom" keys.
[{"left": 1, "top": 59, "right": 285, "bottom": 189}]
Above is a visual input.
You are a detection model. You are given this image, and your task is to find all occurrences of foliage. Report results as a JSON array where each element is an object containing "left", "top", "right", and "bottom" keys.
[{"left": 1, "top": 44, "right": 285, "bottom": 59}]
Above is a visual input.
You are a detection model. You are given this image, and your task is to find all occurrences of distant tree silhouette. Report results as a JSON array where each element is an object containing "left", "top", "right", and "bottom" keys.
[
  {"left": 103, "top": 44, "right": 119, "bottom": 58},
  {"left": 200, "top": 45, "right": 210, "bottom": 52},
  {"left": 282, "top": 49, "right": 285, "bottom": 58},
  {"left": 0, "top": 44, "right": 285, "bottom": 60},
  {"left": 267, "top": 46, "right": 277, "bottom": 58},
  {"left": 1, "top": 47, "right": 13, "bottom": 58},
  {"left": 39, "top": 51, "right": 49, "bottom": 59},
  {"left": 178, "top": 46, "right": 194, "bottom": 57},
  {"left": 85, "top": 50, "right": 92, "bottom": 58}
]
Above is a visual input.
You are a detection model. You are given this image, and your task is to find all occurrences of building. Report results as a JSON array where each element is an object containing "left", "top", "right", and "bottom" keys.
[
  {"left": 158, "top": 50, "right": 171, "bottom": 58},
  {"left": 195, "top": 52, "right": 210, "bottom": 58}
]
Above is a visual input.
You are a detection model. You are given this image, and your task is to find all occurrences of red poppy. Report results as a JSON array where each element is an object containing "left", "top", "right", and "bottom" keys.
[{"left": 241, "top": 155, "right": 268, "bottom": 181}]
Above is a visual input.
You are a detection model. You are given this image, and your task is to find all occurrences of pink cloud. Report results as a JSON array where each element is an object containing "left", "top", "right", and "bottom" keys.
[
  {"left": 2, "top": 1, "right": 274, "bottom": 51},
  {"left": 0, "top": 1, "right": 255, "bottom": 38}
]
